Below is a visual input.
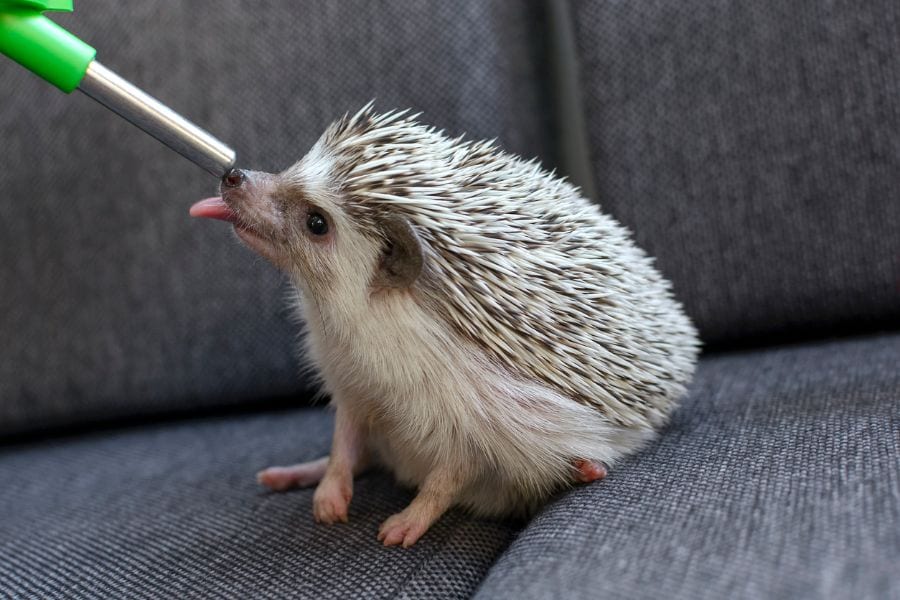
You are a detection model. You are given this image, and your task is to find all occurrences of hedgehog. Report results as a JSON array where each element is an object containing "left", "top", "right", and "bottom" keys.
[{"left": 190, "top": 104, "right": 699, "bottom": 547}]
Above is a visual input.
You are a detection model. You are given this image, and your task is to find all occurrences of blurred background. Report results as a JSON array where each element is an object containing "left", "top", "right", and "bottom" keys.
[
  {"left": 1, "top": 1, "right": 561, "bottom": 435},
  {"left": 3, "top": 1, "right": 897, "bottom": 439}
]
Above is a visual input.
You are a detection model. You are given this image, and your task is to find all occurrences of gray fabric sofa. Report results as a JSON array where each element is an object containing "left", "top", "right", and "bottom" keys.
[{"left": 1, "top": 1, "right": 897, "bottom": 598}]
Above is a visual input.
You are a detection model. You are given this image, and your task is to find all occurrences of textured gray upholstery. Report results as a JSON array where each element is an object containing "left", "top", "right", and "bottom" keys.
[
  {"left": 476, "top": 332, "right": 900, "bottom": 600},
  {"left": 571, "top": 0, "right": 900, "bottom": 345},
  {"left": 2, "top": 333, "right": 897, "bottom": 599},
  {"left": 0, "top": 0, "right": 552, "bottom": 435},
  {"left": 0, "top": 408, "right": 519, "bottom": 598}
]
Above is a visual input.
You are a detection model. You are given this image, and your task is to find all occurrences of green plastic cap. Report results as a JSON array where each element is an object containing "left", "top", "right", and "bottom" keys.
[{"left": 0, "top": 0, "right": 95, "bottom": 92}]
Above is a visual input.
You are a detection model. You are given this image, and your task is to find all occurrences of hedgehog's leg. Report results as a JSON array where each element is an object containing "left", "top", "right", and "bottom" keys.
[
  {"left": 378, "top": 468, "right": 463, "bottom": 548},
  {"left": 257, "top": 457, "right": 329, "bottom": 491},
  {"left": 312, "top": 403, "right": 369, "bottom": 524},
  {"left": 572, "top": 459, "right": 608, "bottom": 483}
]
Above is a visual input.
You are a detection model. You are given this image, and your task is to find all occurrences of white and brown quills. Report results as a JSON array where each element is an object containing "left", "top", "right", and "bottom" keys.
[{"left": 190, "top": 105, "right": 699, "bottom": 547}]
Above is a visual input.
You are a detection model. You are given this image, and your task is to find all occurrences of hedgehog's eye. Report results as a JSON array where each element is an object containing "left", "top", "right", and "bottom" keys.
[{"left": 306, "top": 212, "right": 329, "bottom": 236}]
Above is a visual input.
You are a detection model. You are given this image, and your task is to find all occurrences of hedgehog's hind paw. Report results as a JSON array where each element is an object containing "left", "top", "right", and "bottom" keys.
[
  {"left": 572, "top": 459, "right": 608, "bottom": 483},
  {"left": 257, "top": 456, "right": 329, "bottom": 491}
]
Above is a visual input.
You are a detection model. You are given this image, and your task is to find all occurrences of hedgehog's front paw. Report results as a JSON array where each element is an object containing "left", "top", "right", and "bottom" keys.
[
  {"left": 312, "top": 473, "right": 352, "bottom": 524},
  {"left": 377, "top": 508, "right": 432, "bottom": 548}
]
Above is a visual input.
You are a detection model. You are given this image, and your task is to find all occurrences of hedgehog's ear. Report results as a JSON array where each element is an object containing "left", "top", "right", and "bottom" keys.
[{"left": 373, "top": 217, "right": 423, "bottom": 288}]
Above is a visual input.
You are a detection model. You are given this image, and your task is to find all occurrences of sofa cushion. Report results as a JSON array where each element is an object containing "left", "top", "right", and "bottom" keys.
[
  {"left": 0, "top": 408, "right": 519, "bottom": 599},
  {"left": 4, "top": 334, "right": 896, "bottom": 599},
  {"left": 475, "top": 332, "right": 900, "bottom": 599},
  {"left": 571, "top": 1, "right": 900, "bottom": 345},
  {"left": 0, "top": 0, "right": 554, "bottom": 435}
]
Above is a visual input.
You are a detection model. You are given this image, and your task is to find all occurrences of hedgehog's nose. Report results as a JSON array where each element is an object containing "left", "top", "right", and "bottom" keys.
[{"left": 222, "top": 168, "right": 245, "bottom": 188}]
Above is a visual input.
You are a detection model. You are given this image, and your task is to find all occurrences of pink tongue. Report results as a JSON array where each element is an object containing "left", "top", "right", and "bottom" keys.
[{"left": 189, "top": 197, "right": 237, "bottom": 223}]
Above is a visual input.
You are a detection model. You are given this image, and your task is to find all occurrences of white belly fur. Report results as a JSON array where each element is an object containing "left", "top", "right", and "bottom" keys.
[{"left": 298, "top": 291, "right": 654, "bottom": 518}]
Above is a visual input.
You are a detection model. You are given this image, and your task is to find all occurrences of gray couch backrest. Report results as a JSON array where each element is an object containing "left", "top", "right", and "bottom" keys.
[
  {"left": 571, "top": 1, "right": 900, "bottom": 346},
  {"left": 2, "top": 1, "right": 898, "bottom": 436},
  {"left": 0, "top": 0, "right": 552, "bottom": 435}
]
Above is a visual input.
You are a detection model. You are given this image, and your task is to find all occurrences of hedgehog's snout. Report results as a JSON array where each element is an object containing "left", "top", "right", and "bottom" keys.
[
  {"left": 219, "top": 168, "right": 249, "bottom": 201},
  {"left": 222, "top": 168, "right": 245, "bottom": 188},
  {"left": 219, "top": 169, "right": 267, "bottom": 205},
  {"left": 217, "top": 169, "right": 285, "bottom": 237}
]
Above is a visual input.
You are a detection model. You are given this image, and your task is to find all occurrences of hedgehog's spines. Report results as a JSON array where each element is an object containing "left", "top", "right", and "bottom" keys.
[{"left": 316, "top": 105, "right": 700, "bottom": 430}]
